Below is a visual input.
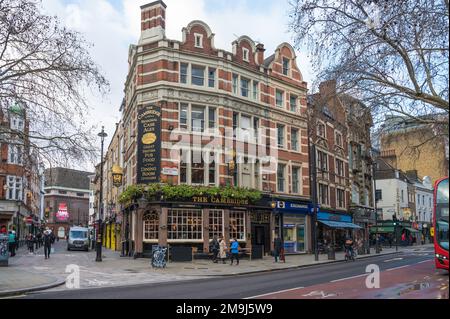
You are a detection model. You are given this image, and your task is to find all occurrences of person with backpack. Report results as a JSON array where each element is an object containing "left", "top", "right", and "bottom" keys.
[
  {"left": 8, "top": 230, "right": 16, "bottom": 257},
  {"left": 229, "top": 238, "right": 240, "bottom": 266}
]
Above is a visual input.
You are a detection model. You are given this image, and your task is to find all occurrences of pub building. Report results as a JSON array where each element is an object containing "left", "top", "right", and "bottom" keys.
[{"left": 111, "top": 1, "right": 312, "bottom": 259}]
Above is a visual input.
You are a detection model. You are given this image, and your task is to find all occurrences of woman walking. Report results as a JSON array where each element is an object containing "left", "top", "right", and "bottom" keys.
[{"left": 219, "top": 236, "right": 227, "bottom": 264}]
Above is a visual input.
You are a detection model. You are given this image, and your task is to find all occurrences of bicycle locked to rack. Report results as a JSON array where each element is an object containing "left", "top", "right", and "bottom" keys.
[{"left": 151, "top": 246, "right": 167, "bottom": 268}]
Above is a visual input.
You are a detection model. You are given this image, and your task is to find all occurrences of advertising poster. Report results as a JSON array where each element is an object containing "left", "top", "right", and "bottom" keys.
[{"left": 137, "top": 104, "right": 161, "bottom": 184}]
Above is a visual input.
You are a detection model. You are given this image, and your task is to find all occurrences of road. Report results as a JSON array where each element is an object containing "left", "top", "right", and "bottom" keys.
[{"left": 19, "top": 246, "right": 448, "bottom": 299}]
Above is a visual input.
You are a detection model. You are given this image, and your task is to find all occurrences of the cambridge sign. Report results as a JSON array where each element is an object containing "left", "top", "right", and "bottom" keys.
[{"left": 192, "top": 196, "right": 249, "bottom": 206}]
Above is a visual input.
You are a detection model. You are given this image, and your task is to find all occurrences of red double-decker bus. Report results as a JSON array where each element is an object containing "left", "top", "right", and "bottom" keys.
[{"left": 433, "top": 177, "right": 448, "bottom": 271}]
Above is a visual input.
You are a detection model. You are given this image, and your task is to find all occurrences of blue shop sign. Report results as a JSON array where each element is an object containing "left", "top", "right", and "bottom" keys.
[
  {"left": 317, "top": 212, "right": 352, "bottom": 223},
  {"left": 276, "top": 201, "right": 313, "bottom": 214}
]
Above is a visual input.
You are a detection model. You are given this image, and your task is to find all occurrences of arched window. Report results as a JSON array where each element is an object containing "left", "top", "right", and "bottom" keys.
[{"left": 143, "top": 211, "right": 159, "bottom": 240}]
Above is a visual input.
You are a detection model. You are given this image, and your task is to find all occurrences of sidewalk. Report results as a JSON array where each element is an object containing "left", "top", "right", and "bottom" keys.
[
  {"left": 0, "top": 241, "right": 433, "bottom": 296},
  {"left": 0, "top": 245, "right": 65, "bottom": 297}
]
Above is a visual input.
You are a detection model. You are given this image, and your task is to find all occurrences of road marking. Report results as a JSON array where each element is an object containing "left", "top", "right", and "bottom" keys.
[
  {"left": 383, "top": 257, "right": 403, "bottom": 262},
  {"left": 417, "top": 260, "right": 431, "bottom": 264},
  {"left": 387, "top": 265, "right": 410, "bottom": 271},
  {"left": 330, "top": 274, "right": 367, "bottom": 282},
  {"left": 244, "top": 286, "right": 304, "bottom": 299},
  {"left": 302, "top": 290, "right": 337, "bottom": 298}
]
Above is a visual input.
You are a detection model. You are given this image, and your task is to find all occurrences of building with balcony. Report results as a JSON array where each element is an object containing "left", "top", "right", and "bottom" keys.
[{"left": 108, "top": 1, "right": 311, "bottom": 259}]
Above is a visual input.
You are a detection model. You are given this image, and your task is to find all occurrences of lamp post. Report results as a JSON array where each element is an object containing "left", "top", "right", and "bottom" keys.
[
  {"left": 16, "top": 200, "right": 22, "bottom": 248},
  {"left": 96, "top": 126, "right": 107, "bottom": 262}
]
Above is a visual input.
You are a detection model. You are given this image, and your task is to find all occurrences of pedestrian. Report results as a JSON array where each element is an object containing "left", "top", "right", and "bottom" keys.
[
  {"left": 421, "top": 234, "right": 425, "bottom": 245},
  {"left": 43, "top": 228, "right": 54, "bottom": 259},
  {"left": 273, "top": 234, "right": 283, "bottom": 263},
  {"left": 209, "top": 235, "right": 219, "bottom": 263},
  {"left": 8, "top": 230, "right": 16, "bottom": 257},
  {"left": 388, "top": 235, "right": 392, "bottom": 248},
  {"left": 229, "top": 238, "right": 240, "bottom": 266},
  {"left": 219, "top": 236, "right": 227, "bottom": 264},
  {"left": 36, "top": 231, "right": 42, "bottom": 249},
  {"left": 27, "top": 233, "right": 35, "bottom": 254}
]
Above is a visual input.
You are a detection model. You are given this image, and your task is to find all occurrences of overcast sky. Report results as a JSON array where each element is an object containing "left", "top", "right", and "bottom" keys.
[{"left": 41, "top": 0, "right": 314, "bottom": 171}]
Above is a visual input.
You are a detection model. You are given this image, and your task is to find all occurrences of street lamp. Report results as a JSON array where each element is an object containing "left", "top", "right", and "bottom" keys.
[{"left": 96, "top": 126, "right": 107, "bottom": 262}]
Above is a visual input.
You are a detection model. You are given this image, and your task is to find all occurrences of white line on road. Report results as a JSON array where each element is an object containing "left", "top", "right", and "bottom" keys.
[
  {"left": 387, "top": 265, "right": 410, "bottom": 271},
  {"left": 244, "top": 286, "right": 305, "bottom": 299},
  {"left": 417, "top": 260, "right": 431, "bottom": 264},
  {"left": 330, "top": 274, "right": 367, "bottom": 282},
  {"left": 383, "top": 258, "right": 403, "bottom": 262}
]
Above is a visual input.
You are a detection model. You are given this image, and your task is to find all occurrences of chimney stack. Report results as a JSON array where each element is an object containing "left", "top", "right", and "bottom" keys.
[
  {"left": 256, "top": 43, "right": 265, "bottom": 65},
  {"left": 139, "top": 1, "right": 167, "bottom": 45}
]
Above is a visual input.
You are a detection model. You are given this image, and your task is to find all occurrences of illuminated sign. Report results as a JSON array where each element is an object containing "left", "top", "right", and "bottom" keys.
[{"left": 56, "top": 203, "right": 69, "bottom": 221}]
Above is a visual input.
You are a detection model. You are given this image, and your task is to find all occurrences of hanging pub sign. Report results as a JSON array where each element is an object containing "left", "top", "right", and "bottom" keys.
[
  {"left": 137, "top": 104, "right": 161, "bottom": 184},
  {"left": 112, "top": 164, "right": 123, "bottom": 187}
]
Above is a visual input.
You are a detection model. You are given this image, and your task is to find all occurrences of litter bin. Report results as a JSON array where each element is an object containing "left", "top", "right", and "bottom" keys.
[
  {"left": 327, "top": 245, "right": 335, "bottom": 260},
  {"left": 0, "top": 234, "right": 9, "bottom": 267}
]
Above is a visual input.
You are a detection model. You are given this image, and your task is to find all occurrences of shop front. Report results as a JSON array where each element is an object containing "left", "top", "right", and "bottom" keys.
[
  {"left": 351, "top": 206, "right": 375, "bottom": 254},
  {"left": 317, "top": 211, "right": 362, "bottom": 251},
  {"left": 129, "top": 196, "right": 273, "bottom": 260},
  {"left": 274, "top": 201, "right": 312, "bottom": 254}
]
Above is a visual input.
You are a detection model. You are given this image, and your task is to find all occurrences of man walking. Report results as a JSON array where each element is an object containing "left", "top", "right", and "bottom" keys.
[
  {"left": 274, "top": 234, "right": 283, "bottom": 262},
  {"left": 210, "top": 235, "right": 219, "bottom": 263},
  {"left": 43, "top": 228, "right": 54, "bottom": 259}
]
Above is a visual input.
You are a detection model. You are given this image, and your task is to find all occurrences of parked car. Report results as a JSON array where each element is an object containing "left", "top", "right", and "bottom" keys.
[{"left": 67, "top": 226, "right": 89, "bottom": 251}]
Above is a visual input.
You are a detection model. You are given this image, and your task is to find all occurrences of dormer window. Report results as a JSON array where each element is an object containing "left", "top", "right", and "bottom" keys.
[
  {"left": 242, "top": 48, "right": 249, "bottom": 62},
  {"left": 282, "top": 57, "right": 290, "bottom": 76},
  {"left": 194, "top": 33, "right": 203, "bottom": 48}
]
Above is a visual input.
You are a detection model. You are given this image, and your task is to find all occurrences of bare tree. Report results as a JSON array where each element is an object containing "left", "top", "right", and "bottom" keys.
[
  {"left": 0, "top": 0, "right": 109, "bottom": 167},
  {"left": 289, "top": 0, "right": 449, "bottom": 135}
]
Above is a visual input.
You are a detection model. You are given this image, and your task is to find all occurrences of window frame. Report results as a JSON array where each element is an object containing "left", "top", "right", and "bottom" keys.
[
  {"left": 277, "top": 163, "right": 286, "bottom": 193},
  {"left": 277, "top": 124, "right": 285, "bottom": 148},
  {"left": 276, "top": 89, "right": 284, "bottom": 108},
  {"left": 242, "top": 48, "right": 250, "bottom": 62},
  {"left": 191, "top": 65, "right": 205, "bottom": 86},
  {"left": 291, "top": 128, "right": 299, "bottom": 151},
  {"left": 292, "top": 166, "right": 301, "bottom": 194},
  {"left": 167, "top": 209, "right": 203, "bottom": 241},
  {"left": 180, "top": 63, "right": 189, "bottom": 84},
  {"left": 282, "top": 57, "right": 290, "bottom": 76},
  {"left": 208, "top": 67, "right": 216, "bottom": 88},
  {"left": 194, "top": 33, "right": 203, "bottom": 48}
]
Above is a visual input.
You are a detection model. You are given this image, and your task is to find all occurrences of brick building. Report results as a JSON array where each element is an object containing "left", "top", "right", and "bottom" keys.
[
  {"left": 342, "top": 94, "right": 376, "bottom": 253},
  {"left": 0, "top": 104, "right": 44, "bottom": 244},
  {"left": 308, "top": 80, "right": 358, "bottom": 251},
  {"left": 44, "top": 167, "right": 92, "bottom": 239},
  {"left": 380, "top": 115, "right": 449, "bottom": 184},
  {"left": 107, "top": 1, "right": 312, "bottom": 258}
]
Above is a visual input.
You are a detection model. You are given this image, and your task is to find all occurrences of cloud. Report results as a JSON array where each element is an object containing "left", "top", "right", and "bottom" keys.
[{"left": 41, "top": 0, "right": 313, "bottom": 170}]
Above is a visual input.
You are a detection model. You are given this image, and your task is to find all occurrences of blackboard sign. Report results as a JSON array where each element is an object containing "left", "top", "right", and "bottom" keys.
[{"left": 137, "top": 104, "right": 161, "bottom": 184}]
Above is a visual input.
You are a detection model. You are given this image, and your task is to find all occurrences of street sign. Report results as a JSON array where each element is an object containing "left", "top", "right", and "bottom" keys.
[{"left": 162, "top": 167, "right": 179, "bottom": 176}]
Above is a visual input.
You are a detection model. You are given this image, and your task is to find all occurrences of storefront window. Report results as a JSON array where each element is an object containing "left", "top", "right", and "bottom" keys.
[
  {"left": 229, "top": 211, "right": 245, "bottom": 240},
  {"left": 209, "top": 210, "right": 223, "bottom": 239},
  {"left": 143, "top": 211, "right": 159, "bottom": 240},
  {"left": 283, "top": 214, "right": 306, "bottom": 253},
  {"left": 168, "top": 209, "right": 202, "bottom": 240}
]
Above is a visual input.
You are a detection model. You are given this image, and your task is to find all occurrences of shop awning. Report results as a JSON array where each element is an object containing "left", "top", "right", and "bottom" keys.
[
  {"left": 319, "top": 220, "right": 363, "bottom": 229},
  {"left": 405, "top": 227, "right": 420, "bottom": 233}
]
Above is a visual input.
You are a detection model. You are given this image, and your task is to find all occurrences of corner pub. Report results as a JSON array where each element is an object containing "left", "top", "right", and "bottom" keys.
[{"left": 113, "top": 1, "right": 312, "bottom": 260}]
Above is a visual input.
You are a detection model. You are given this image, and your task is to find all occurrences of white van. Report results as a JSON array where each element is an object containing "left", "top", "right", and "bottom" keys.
[{"left": 67, "top": 226, "right": 89, "bottom": 251}]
